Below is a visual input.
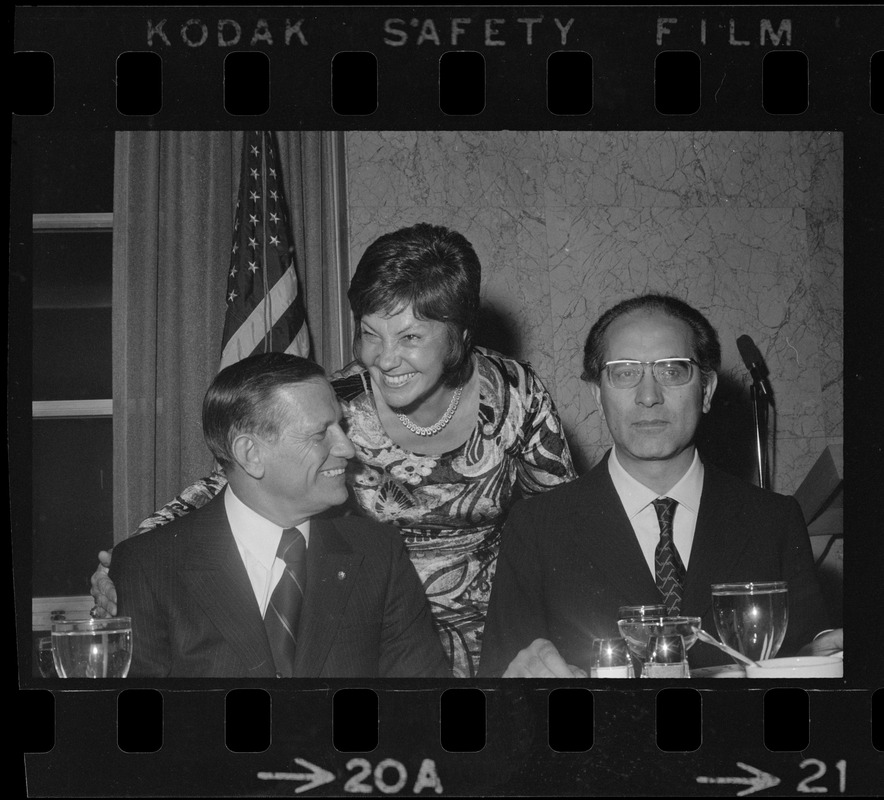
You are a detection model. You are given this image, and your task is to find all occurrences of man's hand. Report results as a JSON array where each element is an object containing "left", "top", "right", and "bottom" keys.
[
  {"left": 502, "top": 638, "right": 588, "bottom": 678},
  {"left": 89, "top": 550, "right": 117, "bottom": 618},
  {"left": 797, "top": 628, "right": 843, "bottom": 658}
]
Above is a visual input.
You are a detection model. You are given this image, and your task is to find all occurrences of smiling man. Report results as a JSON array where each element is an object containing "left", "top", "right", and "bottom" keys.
[
  {"left": 110, "top": 353, "right": 447, "bottom": 678},
  {"left": 479, "top": 294, "right": 837, "bottom": 676}
]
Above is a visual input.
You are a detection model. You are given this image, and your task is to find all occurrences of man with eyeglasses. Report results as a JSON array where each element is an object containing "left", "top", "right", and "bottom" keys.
[{"left": 480, "top": 294, "right": 839, "bottom": 676}]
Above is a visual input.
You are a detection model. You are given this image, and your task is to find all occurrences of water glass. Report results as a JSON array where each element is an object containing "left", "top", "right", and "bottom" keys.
[
  {"left": 36, "top": 636, "right": 59, "bottom": 678},
  {"left": 642, "top": 634, "right": 690, "bottom": 678},
  {"left": 617, "top": 615, "right": 701, "bottom": 676},
  {"left": 618, "top": 604, "right": 668, "bottom": 619},
  {"left": 51, "top": 617, "right": 133, "bottom": 678},
  {"left": 711, "top": 581, "right": 788, "bottom": 663},
  {"left": 589, "top": 637, "right": 633, "bottom": 678}
]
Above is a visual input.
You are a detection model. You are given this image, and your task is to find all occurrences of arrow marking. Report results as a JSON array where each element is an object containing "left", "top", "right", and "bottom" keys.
[
  {"left": 257, "top": 759, "right": 336, "bottom": 793},
  {"left": 697, "top": 762, "right": 781, "bottom": 796}
]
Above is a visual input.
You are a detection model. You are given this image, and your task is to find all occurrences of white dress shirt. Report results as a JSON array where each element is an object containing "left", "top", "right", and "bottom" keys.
[
  {"left": 606, "top": 447, "right": 704, "bottom": 579},
  {"left": 224, "top": 485, "right": 311, "bottom": 618}
]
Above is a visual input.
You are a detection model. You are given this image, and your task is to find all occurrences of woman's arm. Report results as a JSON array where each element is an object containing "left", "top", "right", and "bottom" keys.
[
  {"left": 133, "top": 468, "right": 228, "bottom": 534},
  {"left": 89, "top": 469, "right": 228, "bottom": 616}
]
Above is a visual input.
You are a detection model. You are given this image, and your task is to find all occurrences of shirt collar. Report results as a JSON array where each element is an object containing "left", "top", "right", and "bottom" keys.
[
  {"left": 224, "top": 485, "right": 311, "bottom": 569},
  {"left": 607, "top": 446, "right": 704, "bottom": 519}
]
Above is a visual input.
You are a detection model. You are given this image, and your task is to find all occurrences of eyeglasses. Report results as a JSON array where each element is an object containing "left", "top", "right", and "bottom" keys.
[{"left": 603, "top": 358, "right": 700, "bottom": 389}]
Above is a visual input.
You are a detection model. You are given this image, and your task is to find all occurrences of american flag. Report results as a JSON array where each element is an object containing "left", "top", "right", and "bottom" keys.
[{"left": 220, "top": 131, "right": 310, "bottom": 369}]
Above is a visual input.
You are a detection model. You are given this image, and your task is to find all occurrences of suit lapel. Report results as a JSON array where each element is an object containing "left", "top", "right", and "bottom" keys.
[
  {"left": 179, "top": 492, "right": 277, "bottom": 677},
  {"left": 293, "top": 517, "right": 364, "bottom": 677},
  {"left": 682, "top": 465, "right": 754, "bottom": 620},
  {"left": 571, "top": 457, "right": 660, "bottom": 603}
]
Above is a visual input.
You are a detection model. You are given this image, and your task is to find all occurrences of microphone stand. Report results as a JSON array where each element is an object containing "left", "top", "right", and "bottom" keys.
[{"left": 750, "top": 382, "right": 770, "bottom": 490}]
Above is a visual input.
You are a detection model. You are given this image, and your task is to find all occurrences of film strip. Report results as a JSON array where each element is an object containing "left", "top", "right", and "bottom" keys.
[{"left": 11, "top": 5, "right": 883, "bottom": 797}]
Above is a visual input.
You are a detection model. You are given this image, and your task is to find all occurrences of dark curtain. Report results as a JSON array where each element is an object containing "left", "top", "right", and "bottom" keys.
[{"left": 112, "top": 131, "right": 350, "bottom": 542}]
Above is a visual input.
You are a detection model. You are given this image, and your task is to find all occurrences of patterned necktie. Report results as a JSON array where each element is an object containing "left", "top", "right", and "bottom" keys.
[
  {"left": 264, "top": 528, "right": 306, "bottom": 677},
  {"left": 652, "top": 497, "right": 686, "bottom": 615}
]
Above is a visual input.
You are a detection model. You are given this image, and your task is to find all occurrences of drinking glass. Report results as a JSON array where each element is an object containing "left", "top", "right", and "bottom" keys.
[
  {"left": 589, "top": 637, "right": 633, "bottom": 678},
  {"left": 642, "top": 634, "right": 690, "bottom": 678},
  {"left": 36, "top": 636, "right": 59, "bottom": 678},
  {"left": 51, "top": 617, "right": 133, "bottom": 678},
  {"left": 618, "top": 604, "right": 668, "bottom": 619},
  {"left": 711, "top": 581, "right": 788, "bottom": 663},
  {"left": 617, "top": 616, "right": 701, "bottom": 661}
]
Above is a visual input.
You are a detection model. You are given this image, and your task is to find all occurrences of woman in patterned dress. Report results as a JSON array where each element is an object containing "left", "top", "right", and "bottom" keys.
[{"left": 91, "top": 223, "right": 575, "bottom": 677}]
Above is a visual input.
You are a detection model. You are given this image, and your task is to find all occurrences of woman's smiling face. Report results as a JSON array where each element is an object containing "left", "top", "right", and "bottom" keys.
[{"left": 357, "top": 304, "right": 453, "bottom": 413}]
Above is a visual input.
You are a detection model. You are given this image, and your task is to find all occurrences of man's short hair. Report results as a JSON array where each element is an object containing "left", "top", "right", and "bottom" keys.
[
  {"left": 582, "top": 293, "right": 722, "bottom": 385},
  {"left": 203, "top": 353, "right": 327, "bottom": 470}
]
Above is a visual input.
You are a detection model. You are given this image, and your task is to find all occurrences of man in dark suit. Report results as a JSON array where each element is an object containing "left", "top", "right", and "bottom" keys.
[
  {"left": 110, "top": 353, "right": 447, "bottom": 678},
  {"left": 480, "top": 294, "right": 840, "bottom": 676}
]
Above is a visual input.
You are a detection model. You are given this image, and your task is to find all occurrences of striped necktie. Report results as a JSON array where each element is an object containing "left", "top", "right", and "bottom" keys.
[
  {"left": 264, "top": 527, "right": 306, "bottom": 677},
  {"left": 652, "top": 497, "right": 686, "bottom": 615}
]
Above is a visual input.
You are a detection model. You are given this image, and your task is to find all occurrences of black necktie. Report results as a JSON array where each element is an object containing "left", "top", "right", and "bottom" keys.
[
  {"left": 652, "top": 497, "right": 686, "bottom": 615},
  {"left": 264, "top": 528, "right": 306, "bottom": 677}
]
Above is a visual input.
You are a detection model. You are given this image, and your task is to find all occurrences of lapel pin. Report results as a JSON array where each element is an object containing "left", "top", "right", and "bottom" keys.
[{"left": 337, "top": 571, "right": 346, "bottom": 580}]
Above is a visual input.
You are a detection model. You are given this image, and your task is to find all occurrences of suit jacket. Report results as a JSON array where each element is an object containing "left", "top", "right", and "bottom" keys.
[
  {"left": 110, "top": 491, "right": 448, "bottom": 678},
  {"left": 479, "top": 452, "right": 830, "bottom": 675}
]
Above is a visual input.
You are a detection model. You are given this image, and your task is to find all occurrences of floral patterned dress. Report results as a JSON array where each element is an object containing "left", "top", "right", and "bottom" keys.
[
  {"left": 331, "top": 349, "right": 575, "bottom": 677},
  {"left": 132, "top": 348, "right": 575, "bottom": 677}
]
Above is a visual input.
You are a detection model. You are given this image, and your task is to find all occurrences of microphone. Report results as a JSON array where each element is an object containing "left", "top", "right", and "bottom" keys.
[{"left": 736, "top": 335, "right": 773, "bottom": 402}]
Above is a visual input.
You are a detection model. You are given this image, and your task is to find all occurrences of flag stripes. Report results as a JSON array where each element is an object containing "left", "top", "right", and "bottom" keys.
[{"left": 220, "top": 130, "right": 310, "bottom": 371}]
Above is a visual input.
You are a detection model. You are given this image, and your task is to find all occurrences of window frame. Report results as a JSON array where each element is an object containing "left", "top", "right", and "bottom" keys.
[{"left": 31, "top": 209, "right": 114, "bottom": 621}]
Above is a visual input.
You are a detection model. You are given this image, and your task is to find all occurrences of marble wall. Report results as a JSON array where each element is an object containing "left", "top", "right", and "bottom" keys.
[{"left": 345, "top": 131, "right": 843, "bottom": 495}]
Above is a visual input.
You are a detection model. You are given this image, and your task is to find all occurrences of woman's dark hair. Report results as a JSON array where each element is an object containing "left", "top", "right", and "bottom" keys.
[
  {"left": 203, "top": 352, "right": 327, "bottom": 470},
  {"left": 348, "top": 223, "right": 482, "bottom": 388},
  {"left": 582, "top": 294, "right": 722, "bottom": 386}
]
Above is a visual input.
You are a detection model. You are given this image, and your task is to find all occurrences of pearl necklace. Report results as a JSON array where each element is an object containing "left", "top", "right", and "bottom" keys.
[{"left": 396, "top": 385, "right": 464, "bottom": 437}]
